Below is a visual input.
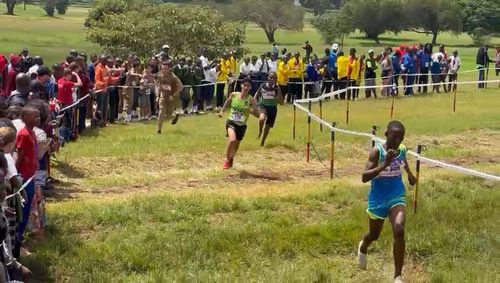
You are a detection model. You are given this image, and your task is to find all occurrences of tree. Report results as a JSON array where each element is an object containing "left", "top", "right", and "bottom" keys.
[
  {"left": 312, "top": 11, "right": 352, "bottom": 46},
  {"left": 341, "top": 0, "right": 405, "bottom": 43},
  {"left": 56, "top": 0, "right": 70, "bottom": 15},
  {"left": 5, "top": 0, "right": 16, "bottom": 15},
  {"left": 85, "top": 0, "right": 160, "bottom": 27},
  {"left": 44, "top": 0, "right": 56, "bottom": 17},
  {"left": 460, "top": 0, "right": 500, "bottom": 45},
  {"left": 299, "top": 0, "right": 342, "bottom": 15},
  {"left": 86, "top": 4, "right": 247, "bottom": 58},
  {"left": 225, "top": 0, "right": 304, "bottom": 43},
  {"left": 406, "top": 0, "right": 463, "bottom": 45}
]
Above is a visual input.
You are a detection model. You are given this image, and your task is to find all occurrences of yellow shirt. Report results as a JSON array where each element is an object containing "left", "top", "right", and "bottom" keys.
[
  {"left": 337, "top": 55, "right": 348, "bottom": 79},
  {"left": 348, "top": 56, "right": 360, "bottom": 80},
  {"left": 287, "top": 57, "right": 304, "bottom": 79},
  {"left": 277, "top": 61, "right": 289, "bottom": 85},
  {"left": 217, "top": 60, "right": 229, "bottom": 82},
  {"left": 230, "top": 56, "right": 237, "bottom": 75}
]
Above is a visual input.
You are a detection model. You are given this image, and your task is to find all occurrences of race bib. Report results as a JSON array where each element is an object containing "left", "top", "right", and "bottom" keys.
[
  {"left": 231, "top": 111, "right": 245, "bottom": 123},
  {"left": 162, "top": 84, "right": 171, "bottom": 91},
  {"left": 262, "top": 90, "right": 275, "bottom": 100},
  {"left": 425, "top": 62, "right": 429, "bottom": 68}
]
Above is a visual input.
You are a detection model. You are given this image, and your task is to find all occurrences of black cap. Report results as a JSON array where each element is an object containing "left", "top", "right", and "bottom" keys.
[{"left": 37, "top": 66, "right": 52, "bottom": 77}]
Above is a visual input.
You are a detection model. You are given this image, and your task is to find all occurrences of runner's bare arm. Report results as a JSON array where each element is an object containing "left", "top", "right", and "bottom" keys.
[
  {"left": 404, "top": 157, "right": 417, "bottom": 185},
  {"left": 218, "top": 95, "right": 233, "bottom": 117}
]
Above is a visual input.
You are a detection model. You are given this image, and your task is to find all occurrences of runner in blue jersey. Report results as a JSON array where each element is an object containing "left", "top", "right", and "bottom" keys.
[{"left": 358, "top": 120, "right": 417, "bottom": 283}]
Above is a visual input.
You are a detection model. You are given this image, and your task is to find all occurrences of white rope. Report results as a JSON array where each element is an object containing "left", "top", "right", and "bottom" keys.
[
  {"left": 293, "top": 79, "right": 500, "bottom": 182},
  {"left": 5, "top": 175, "right": 35, "bottom": 201}
]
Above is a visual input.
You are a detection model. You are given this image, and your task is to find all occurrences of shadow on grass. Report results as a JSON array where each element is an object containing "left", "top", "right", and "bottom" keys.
[
  {"left": 236, "top": 169, "right": 290, "bottom": 181},
  {"left": 43, "top": 184, "right": 82, "bottom": 202},
  {"left": 22, "top": 225, "right": 81, "bottom": 282},
  {"left": 54, "top": 160, "right": 86, "bottom": 179}
]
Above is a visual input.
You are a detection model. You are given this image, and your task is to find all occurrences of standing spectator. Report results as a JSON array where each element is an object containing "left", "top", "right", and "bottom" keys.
[
  {"left": 402, "top": 47, "right": 416, "bottom": 95},
  {"left": 476, "top": 45, "right": 491, "bottom": 88},
  {"left": 380, "top": 50, "right": 393, "bottom": 97},
  {"left": 191, "top": 59, "right": 204, "bottom": 114},
  {"left": 272, "top": 43, "right": 279, "bottom": 58},
  {"left": 7, "top": 73, "right": 31, "bottom": 108},
  {"left": 30, "top": 66, "right": 51, "bottom": 101},
  {"left": 249, "top": 56, "right": 260, "bottom": 96},
  {"left": 418, "top": 43, "right": 432, "bottom": 93},
  {"left": 287, "top": 52, "right": 304, "bottom": 101},
  {"left": 94, "top": 55, "right": 110, "bottom": 123},
  {"left": 277, "top": 55, "right": 289, "bottom": 102},
  {"left": 16, "top": 106, "right": 39, "bottom": 253},
  {"left": 256, "top": 53, "right": 269, "bottom": 82},
  {"left": 447, "top": 50, "right": 460, "bottom": 92},
  {"left": 238, "top": 57, "right": 253, "bottom": 93},
  {"left": 76, "top": 56, "right": 91, "bottom": 131},
  {"left": 304, "top": 60, "right": 320, "bottom": 99},
  {"left": 267, "top": 54, "right": 278, "bottom": 74},
  {"left": 330, "top": 43, "right": 339, "bottom": 91},
  {"left": 391, "top": 50, "right": 402, "bottom": 95},
  {"left": 440, "top": 57, "right": 450, "bottom": 93},
  {"left": 336, "top": 51, "right": 349, "bottom": 99},
  {"left": 4, "top": 55, "right": 22, "bottom": 97},
  {"left": 58, "top": 69, "right": 82, "bottom": 141},
  {"left": 19, "top": 48, "right": 32, "bottom": 73},
  {"left": 202, "top": 61, "right": 217, "bottom": 111},
  {"left": 303, "top": 41, "right": 313, "bottom": 62},
  {"left": 216, "top": 58, "right": 229, "bottom": 109},
  {"left": 495, "top": 46, "right": 500, "bottom": 77},
  {"left": 27, "top": 56, "right": 43, "bottom": 80},
  {"left": 123, "top": 61, "right": 143, "bottom": 122},
  {"left": 431, "top": 55, "right": 442, "bottom": 93},
  {"left": 88, "top": 53, "right": 98, "bottom": 84},
  {"left": 347, "top": 48, "right": 360, "bottom": 100},
  {"left": 139, "top": 64, "right": 155, "bottom": 120},
  {"left": 280, "top": 48, "right": 287, "bottom": 61},
  {"left": 321, "top": 48, "right": 333, "bottom": 95},
  {"left": 364, "top": 50, "right": 377, "bottom": 98}
]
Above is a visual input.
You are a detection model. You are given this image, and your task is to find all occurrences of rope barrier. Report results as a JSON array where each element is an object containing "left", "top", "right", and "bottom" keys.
[
  {"left": 5, "top": 175, "right": 35, "bottom": 201},
  {"left": 293, "top": 79, "right": 500, "bottom": 182}
]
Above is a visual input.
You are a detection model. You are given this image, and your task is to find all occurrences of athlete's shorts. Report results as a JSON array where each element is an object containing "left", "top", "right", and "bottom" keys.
[
  {"left": 366, "top": 195, "right": 406, "bottom": 219},
  {"left": 259, "top": 105, "right": 278, "bottom": 127},
  {"left": 226, "top": 120, "right": 247, "bottom": 141},
  {"left": 159, "top": 94, "right": 175, "bottom": 119}
]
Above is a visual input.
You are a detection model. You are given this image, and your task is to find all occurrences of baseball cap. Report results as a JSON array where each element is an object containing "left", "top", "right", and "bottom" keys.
[
  {"left": 162, "top": 44, "right": 170, "bottom": 49},
  {"left": 37, "top": 66, "right": 52, "bottom": 77},
  {"left": 332, "top": 43, "right": 339, "bottom": 51},
  {"left": 368, "top": 49, "right": 375, "bottom": 54}
]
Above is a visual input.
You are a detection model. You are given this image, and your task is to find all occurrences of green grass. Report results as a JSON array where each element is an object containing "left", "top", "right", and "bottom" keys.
[{"left": 2, "top": 4, "right": 500, "bottom": 282}]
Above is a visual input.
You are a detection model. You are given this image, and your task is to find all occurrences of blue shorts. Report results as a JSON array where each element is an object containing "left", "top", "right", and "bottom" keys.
[{"left": 367, "top": 195, "right": 406, "bottom": 220}]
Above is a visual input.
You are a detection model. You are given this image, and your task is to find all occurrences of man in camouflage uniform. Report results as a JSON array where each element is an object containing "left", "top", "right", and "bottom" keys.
[{"left": 156, "top": 60, "right": 183, "bottom": 134}]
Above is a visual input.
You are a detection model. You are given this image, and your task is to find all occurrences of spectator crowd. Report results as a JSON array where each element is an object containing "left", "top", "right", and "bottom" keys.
[{"left": 0, "top": 40, "right": 498, "bottom": 281}]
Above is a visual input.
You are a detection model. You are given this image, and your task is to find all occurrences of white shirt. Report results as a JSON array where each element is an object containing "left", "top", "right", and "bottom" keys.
[
  {"left": 13, "top": 119, "right": 25, "bottom": 133},
  {"left": 256, "top": 59, "right": 269, "bottom": 74},
  {"left": 431, "top": 52, "right": 444, "bottom": 62},
  {"left": 27, "top": 64, "right": 40, "bottom": 78},
  {"left": 204, "top": 67, "right": 217, "bottom": 83},
  {"left": 448, "top": 56, "right": 461, "bottom": 74},
  {"left": 4, "top": 154, "right": 17, "bottom": 182},
  {"left": 239, "top": 63, "right": 253, "bottom": 76},
  {"left": 199, "top": 55, "right": 209, "bottom": 68},
  {"left": 267, "top": 59, "right": 277, "bottom": 73}
]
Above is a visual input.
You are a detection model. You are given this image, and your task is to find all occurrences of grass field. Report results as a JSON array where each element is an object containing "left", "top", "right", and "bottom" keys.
[{"left": 2, "top": 4, "right": 500, "bottom": 282}]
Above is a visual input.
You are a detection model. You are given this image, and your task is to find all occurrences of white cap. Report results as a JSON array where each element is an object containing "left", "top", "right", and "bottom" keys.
[
  {"left": 332, "top": 43, "right": 339, "bottom": 50},
  {"left": 368, "top": 49, "right": 375, "bottom": 54},
  {"left": 162, "top": 44, "right": 170, "bottom": 49}
]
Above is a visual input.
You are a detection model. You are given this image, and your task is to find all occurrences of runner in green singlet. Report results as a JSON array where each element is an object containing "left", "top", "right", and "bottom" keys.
[
  {"left": 256, "top": 72, "right": 283, "bottom": 147},
  {"left": 218, "top": 77, "right": 259, "bottom": 169}
]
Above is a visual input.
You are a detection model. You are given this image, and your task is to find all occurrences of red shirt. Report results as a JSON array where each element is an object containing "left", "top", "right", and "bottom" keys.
[
  {"left": 16, "top": 127, "right": 38, "bottom": 180},
  {"left": 4, "top": 68, "right": 18, "bottom": 97},
  {"left": 57, "top": 77, "right": 75, "bottom": 105}
]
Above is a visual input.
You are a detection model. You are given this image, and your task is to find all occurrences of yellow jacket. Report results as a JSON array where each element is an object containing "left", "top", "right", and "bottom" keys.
[
  {"left": 277, "top": 61, "right": 289, "bottom": 85},
  {"left": 217, "top": 60, "right": 229, "bottom": 82},
  {"left": 348, "top": 56, "right": 360, "bottom": 80},
  {"left": 337, "top": 55, "right": 348, "bottom": 79},
  {"left": 229, "top": 56, "right": 237, "bottom": 75},
  {"left": 287, "top": 57, "right": 304, "bottom": 79}
]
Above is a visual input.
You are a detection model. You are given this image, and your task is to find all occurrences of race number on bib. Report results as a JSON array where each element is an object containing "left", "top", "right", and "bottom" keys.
[{"left": 231, "top": 111, "right": 245, "bottom": 123}]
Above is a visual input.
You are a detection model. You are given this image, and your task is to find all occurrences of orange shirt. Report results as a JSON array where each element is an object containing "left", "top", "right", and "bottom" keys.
[{"left": 94, "top": 63, "right": 109, "bottom": 91}]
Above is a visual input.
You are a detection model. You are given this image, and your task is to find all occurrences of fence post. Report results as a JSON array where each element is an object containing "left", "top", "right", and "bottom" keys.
[
  {"left": 346, "top": 96, "right": 350, "bottom": 125},
  {"left": 330, "top": 122, "right": 337, "bottom": 179},
  {"left": 452, "top": 80, "right": 457, "bottom": 113},
  {"left": 319, "top": 99, "right": 323, "bottom": 132},
  {"left": 293, "top": 104, "right": 296, "bottom": 140},
  {"left": 390, "top": 93, "right": 395, "bottom": 118},
  {"left": 306, "top": 101, "right": 312, "bottom": 163},
  {"left": 413, "top": 145, "right": 424, "bottom": 214}
]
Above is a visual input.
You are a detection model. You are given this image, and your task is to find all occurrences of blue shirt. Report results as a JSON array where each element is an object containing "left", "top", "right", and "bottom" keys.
[
  {"left": 328, "top": 52, "right": 337, "bottom": 73},
  {"left": 88, "top": 63, "right": 95, "bottom": 84},
  {"left": 370, "top": 143, "right": 406, "bottom": 203},
  {"left": 418, "top": 51, "right": 431, "bottom": 70},
  {"left": 306, "top": 64, "right": 319, "bottom": 81},
  {"left": 392, "top": 55, "right": 401, "bottom": 75},
  {"left": 431, "top": 61, "right": 441, "bottom": 74},
  {"left": 403, "top": 54, "right": 416, "bottom": 74}
]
